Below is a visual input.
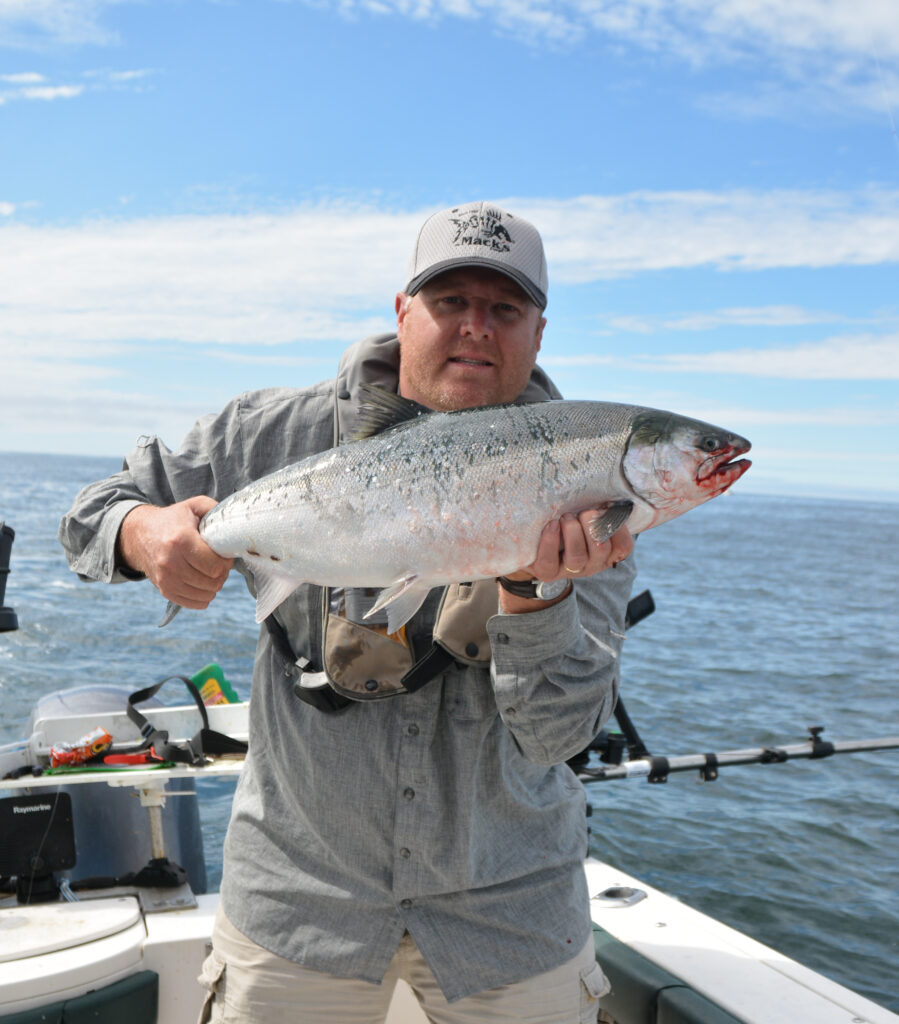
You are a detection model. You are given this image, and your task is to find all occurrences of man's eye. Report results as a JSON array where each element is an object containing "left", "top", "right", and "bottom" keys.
[{"left": 496, "top": 303, "right": 520, "bottom": 317}]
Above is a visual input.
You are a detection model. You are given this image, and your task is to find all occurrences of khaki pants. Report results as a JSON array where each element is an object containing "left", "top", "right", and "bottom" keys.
[{"left": 198, "top": 906, "right": 609, "bottom": 1023}]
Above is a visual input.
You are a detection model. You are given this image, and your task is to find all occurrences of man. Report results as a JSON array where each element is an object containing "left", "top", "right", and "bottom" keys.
[{"left": 59, "top": 201, "right": 635, "bottom": 1023}]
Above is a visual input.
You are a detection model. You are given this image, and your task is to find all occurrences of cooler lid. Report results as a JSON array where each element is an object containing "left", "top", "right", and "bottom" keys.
[{"left": 0, "top": 896, "right": 141, "bottom": 962}]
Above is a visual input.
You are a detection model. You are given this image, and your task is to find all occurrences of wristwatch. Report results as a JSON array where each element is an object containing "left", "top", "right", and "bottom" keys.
[{"left": 497, "top": 576, "right": 572, "bottom": 601}]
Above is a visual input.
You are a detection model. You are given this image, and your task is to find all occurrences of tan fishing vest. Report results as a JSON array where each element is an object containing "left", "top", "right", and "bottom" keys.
[
  {"left": 285, "top": 339, "right": 560, "bottom": 708},
  {"left": 290, "top": 366, "right": 498, "bottom": 704},
  {"left": 305, "top": 579, "right": 496, "bottom": 701}
]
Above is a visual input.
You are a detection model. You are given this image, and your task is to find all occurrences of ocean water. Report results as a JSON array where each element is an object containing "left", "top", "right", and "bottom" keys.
[{"left": 1, "top": 451, "right": 897, "bottom": 1011}]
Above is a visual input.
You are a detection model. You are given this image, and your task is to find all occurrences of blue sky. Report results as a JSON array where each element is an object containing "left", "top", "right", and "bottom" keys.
[{"left": 1, "top": 0, "right": 897, "bottom": 501}]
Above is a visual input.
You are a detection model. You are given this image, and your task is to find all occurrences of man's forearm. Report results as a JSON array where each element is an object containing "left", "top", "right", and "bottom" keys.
[{"left": 115, "top": 503, "right": 154, "bottom": 574}]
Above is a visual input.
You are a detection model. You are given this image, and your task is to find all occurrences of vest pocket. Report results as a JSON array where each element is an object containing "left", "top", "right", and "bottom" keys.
[{"left": 323, "top": 613, "right": 414, "bottom": 698}]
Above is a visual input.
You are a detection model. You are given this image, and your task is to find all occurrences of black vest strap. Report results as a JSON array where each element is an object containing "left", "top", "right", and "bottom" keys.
[
  {"left": 265, "top": 614, "right": 454, "bottom": 712},
  {"left": 401, "top": 643, "right": 455, "bottom": 693},
  {"left": 264, "top": 615, "right": 354, "bottom": 713}
]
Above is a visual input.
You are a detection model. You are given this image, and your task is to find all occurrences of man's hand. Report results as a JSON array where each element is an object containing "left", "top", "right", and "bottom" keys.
[
  {"left": 498, "top": 512, "right": 633, "bottom": 613},
  {"left": 117, "top": 497, "right": 234, "bottom": 609},
  {"left": 525, "top": 512, "right": 633, "bottom": 582}
]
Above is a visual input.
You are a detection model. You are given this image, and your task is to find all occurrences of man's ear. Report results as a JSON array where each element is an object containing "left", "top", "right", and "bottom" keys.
[
  {"left": 395, "top": 292, "right": 410, "bottom": 335},
  {"left": 535, "top": 315, "right": 546, "bottom": 353}
]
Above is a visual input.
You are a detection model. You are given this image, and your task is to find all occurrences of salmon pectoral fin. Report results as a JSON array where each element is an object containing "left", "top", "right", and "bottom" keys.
[
  {"left": 253, "top": 564, "right": 306, "bottom": 623},
  {"left": 365, "top": 574, "right": 432, "bottom": 635},
  {"left": 587, "top": 500, "right": 634, "bottom": 544}
]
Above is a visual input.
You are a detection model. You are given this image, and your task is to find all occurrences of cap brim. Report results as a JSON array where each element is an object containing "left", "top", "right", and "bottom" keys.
[{"left": 405, "top": 258, "right": 547, "bottom": 310}]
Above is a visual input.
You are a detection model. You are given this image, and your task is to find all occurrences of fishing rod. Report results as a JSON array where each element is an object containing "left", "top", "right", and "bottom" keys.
[
  {"left": 577, "top": 727, "right": 899, "bottom": 784},
  {"left": 567, "top": 589, "right": 899, "bottom": 783}
]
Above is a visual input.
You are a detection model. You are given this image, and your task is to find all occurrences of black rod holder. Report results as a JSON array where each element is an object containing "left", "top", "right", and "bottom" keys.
[{"left": 0, "top": 523, "right": 19, "bottom": 632}]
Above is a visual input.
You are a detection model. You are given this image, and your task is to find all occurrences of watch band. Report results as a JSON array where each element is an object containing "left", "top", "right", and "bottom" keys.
[
  {"left": 497, "top": 576, "right": 572, "bottom": 600},
  {"left": 497, "top": 576, "right": 542, "bottom": 598}
]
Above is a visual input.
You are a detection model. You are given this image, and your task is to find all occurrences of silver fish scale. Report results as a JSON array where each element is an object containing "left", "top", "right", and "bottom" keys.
[{"left": 201, "top": 400, "right": 646, "bottom": 589}]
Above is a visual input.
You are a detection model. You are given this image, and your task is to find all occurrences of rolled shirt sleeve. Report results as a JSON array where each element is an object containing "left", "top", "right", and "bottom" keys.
[
  {"left": 57, "top": 404, "right": 239, "bottom": 584},
  {"left": 487, "top": 555, "right": 636, "bottom": 766},
  {"left": 57, "top": 386, "right": 328, "bottom": 585}
]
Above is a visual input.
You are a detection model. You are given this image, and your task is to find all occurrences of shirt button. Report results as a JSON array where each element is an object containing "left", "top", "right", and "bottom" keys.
[
  {"left": 403, "top": 788, "right": 415, "bottom": 800},
  {"left": 495, "top": 632, "right": 509, "bottom": 644},
  {"left": 504, "top": 707, "right": 517, "bottom": 716},
  {"left": 465, "top": 642, "right": 479, "bottom": 657},
  {"left": 406, "top": 723, "right": 419, "bottom": 736},
  {"left": 400, "top": 899, "right": 413, "bottom": 910},
  {"left": 399, "top": 847, "right": 411, "bottom": 859}
]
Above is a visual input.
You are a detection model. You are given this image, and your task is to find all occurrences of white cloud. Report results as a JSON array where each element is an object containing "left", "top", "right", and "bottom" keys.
[
  {"left": 2, "top": 0, "right": 896, "bottom": 121},
  {"left": 544, "top": 333, "right": 899, "bottom": 380},
  {"left": 658, "top": 333, "right": 899, "bottom": 379},
  {"left": 331, "top": 0, "right": 899, "bottom": 53},
  {"left": 18, "top": 83, "right": 82, "bottom": 99},
  {"left": 0, "top": 0, "right": 119, "bottom": 48},
  {"left": 0, "top": 71, "right": 45, "bottom": 83},
  {"left": 1, "top": 191, "right": 898, "bottom": 352},
  {"left": 8, "top": 0, "right": 899, "bottom": 64},
  {"left": 107, "top": 68, "right": 148, "bottom": 80},
  {"left": 611, "top": 403, "right": 899, "bottom": 432},
  {"left": 0, "top": 67, "right": 150, "bottom": 105},
  {"left": 603, "top": 306, "right": 861, "bottom": 334},
  {"left": 82, "top": 66, "right": 156, "bottom": 84},
  {"left": 0, "top": 201, "right": 15, "bottom": 216},
  {"left": 702, "top": 405, "right": 899, "bottom": 427},
  {"left": 525, "top": 190, "right": 899, "bottom": 278},
  {"left": 317, "top": 1, "right": 899, "bottom": 58},
  {"left": 207, "top": 339, "right": 391, "bottom": 366},
  {"left": 0, "top": 206, "right": 418, "bottom": 346},
  {"left": 314, "top": 0, "right": 899, "bottom": 115}
]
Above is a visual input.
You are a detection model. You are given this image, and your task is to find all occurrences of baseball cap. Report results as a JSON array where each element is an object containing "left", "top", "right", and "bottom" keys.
[{"left": 405, "top": 201, "right": 548, "bottom": 309}]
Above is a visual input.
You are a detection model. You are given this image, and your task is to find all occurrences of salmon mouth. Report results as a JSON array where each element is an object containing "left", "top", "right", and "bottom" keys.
[{"left": 697, "top": 447, "right": 752, "bottom": 493}]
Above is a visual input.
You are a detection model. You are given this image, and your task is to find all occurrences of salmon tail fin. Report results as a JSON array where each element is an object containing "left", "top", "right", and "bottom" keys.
[{"left": 159, "top": 600, "right": 182, "bottom": 627}]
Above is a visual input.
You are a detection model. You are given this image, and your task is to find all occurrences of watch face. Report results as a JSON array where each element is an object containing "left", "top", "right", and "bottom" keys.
[{"left": 535, "top": 578, "right": 571, "bottom": 600}]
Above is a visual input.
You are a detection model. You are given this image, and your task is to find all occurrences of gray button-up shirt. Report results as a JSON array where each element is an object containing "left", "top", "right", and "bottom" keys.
[{"left": 58, "top": 334, "right": 635, "bottom": 1002}]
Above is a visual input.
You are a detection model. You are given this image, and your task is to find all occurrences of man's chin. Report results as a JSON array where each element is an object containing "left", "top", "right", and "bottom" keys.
[
  {"left": 432, "top": 384, "right": 504, "bottom": 411},
  {"left": 401, "top": 366, "right": 526, "bottom": 411}
]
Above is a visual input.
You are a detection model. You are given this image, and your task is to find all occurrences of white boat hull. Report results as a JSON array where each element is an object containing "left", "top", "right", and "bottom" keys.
[{"left": 2, "top": 704, "right": 896, "bottom": 1024}]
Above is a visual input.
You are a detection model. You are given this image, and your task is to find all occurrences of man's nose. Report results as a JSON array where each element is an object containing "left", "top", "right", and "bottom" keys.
[{"left": 460, "top": 302, "right": 493, "bottom": 338}]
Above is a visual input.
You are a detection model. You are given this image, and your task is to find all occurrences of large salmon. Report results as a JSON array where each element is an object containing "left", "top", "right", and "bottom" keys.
[{"left": 163, "top": 386, "right": 751, "bottom": 632}]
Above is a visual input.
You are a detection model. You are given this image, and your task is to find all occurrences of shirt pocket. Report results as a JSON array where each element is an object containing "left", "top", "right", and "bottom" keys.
[
  {"left": 197, "top": 949, "right": 227, "bottom": 1024},
  {"left": 579, "top": 959, "right": 611, "bottom": 1021}
]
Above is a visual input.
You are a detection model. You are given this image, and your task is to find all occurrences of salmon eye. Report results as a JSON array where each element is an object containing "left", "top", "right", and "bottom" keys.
[{"left": 700, "top": 435, "right": 721, "bottom": 452}]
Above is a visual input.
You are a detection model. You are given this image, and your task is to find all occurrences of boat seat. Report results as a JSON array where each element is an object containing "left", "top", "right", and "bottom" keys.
[
  {"left": 593, "top": 925, "right": 742, "bottom": 1024},
  {"left": 0, "top": 970, "right": 158, "bottom": 1024}
]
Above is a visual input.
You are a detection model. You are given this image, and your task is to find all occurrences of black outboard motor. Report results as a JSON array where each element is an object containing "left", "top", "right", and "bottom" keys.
[{"left": 0, "top": 523, "right": 17, "bottom": 632}]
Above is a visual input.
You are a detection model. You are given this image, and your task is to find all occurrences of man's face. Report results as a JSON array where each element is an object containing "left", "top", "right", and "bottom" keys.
[{"left": 396, "top": 268, "right": 546, "bottom": 411}]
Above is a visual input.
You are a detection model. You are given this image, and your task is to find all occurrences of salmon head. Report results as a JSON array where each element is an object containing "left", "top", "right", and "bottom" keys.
[{"left": 621, "top": 410, "right": 752, "bottom": 531}]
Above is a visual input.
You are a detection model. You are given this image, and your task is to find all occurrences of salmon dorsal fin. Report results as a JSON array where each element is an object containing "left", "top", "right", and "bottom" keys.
[{"left": 349, "top": 384, "right": 431, "bottom": 442}]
